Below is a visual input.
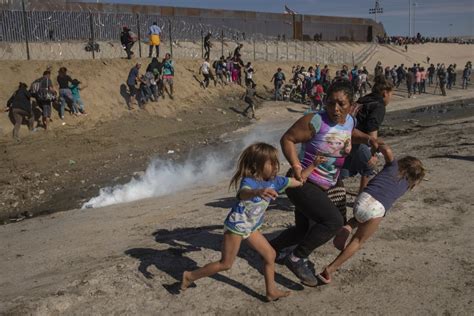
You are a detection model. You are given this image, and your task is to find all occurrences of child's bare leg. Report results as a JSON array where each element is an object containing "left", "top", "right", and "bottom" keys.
[
  {"left": 325, "top": 217, "right": 382, "bottom": 281},
  {"left": 246, "top": 231, "right": 291, "bottom": 301},
  {"left": 181, "top": 232, "right": 242, "bottom": 291},
  {"left": 333, "top": 218, "right": 359, "bottom": 251}
]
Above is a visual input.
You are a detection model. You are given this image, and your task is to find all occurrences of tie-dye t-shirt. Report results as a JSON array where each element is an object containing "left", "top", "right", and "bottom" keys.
[
  {"left": 299, "top": 111, "right": 354, "bottom": 190},
  {"left": 224, "top": 176, "right": 290, "bottom": 236}
]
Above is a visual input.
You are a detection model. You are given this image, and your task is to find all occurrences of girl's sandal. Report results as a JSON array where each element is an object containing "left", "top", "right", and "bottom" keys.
[{"left": 316, "top": 268, "right": 332, "bottom": 285}]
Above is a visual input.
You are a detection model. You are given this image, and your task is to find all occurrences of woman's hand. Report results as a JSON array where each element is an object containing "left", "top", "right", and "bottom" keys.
[{"left": 292, "top": 164, "right": 303, "bottom": 181}]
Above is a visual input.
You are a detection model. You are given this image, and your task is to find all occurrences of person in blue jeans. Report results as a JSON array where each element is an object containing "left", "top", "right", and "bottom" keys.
[
  {"left": 270, "top": 68, "right": 286, "bottom": 101},
  {"left": 57, "top": 67, "right": 78, "bottom": 119}
]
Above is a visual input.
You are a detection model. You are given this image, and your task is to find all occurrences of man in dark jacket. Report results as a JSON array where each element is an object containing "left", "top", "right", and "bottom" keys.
[
  {"left": 120, "top": 26, "right": 135, "bottom": 59},
  {"left": 341, "top": 77, "right": 394, "bottom": 193},
  {"left": 6, "top": 82, "right": 35, "bottom": 141}
]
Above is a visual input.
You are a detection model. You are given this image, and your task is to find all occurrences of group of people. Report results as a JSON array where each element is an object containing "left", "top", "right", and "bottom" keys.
[
  {"left": 198, "top": 44, "right": 248, "bottom": 88},
  {"left": 125, "top": 53, "right": 175, "bottom": 109},
  {"left": 377, "top": 33, "right": 474, "bottom": 45},
  {"left": 5, "top": 67, "right": 86, "bottom": 141},
  {"left": 372, "top": 60, "right": 472, "bottom": 98},
  {"left": 181, "top": 77, "right": 426, "bottom": 301}
]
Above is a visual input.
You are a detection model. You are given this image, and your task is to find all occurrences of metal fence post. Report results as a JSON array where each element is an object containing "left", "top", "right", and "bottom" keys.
[
  {"left": 168, "top": 19, "right": 173, "bottom": 58},
  {"left": 137, "top": 13, "right": 142, "bottom": 58},
  {"left": 221, "top": 29, "right": 224, "bottom": 57},
  {"left": 21, "top": 0, "right": 30, "bottom": 60},
  {"left": 286, "top": 40, "right": 289, "bottom": 60},
  {"left": 276, "top": 41, "right": 279, "bottom": 61},
  {"left": 295, "top": 41, "right": 297, "bottom": 61},
  {"left": 302, "top": 41, "right": 305, "bottom": 61},
  {"left": 253, "top": 38, "right": 256, "bottom": 61},
  {"left": 265, "top": 41, "right": 268, "bottom": 61},
  {"left": 89, "top": 12, "right": 95, "bottom": 59},
  {"left": 136, "top": 14, "right": 142, "bottom": 58},
  {"left": 201, "top": 29, "right": 205, "bottom": 58}
]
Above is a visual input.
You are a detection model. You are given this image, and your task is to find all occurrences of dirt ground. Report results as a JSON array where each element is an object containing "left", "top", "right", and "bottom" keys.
[
  {"left": 1, "top": 91, "right": 474, "bottom": 314},
  {"left": 0, "top": 43, "right": 473, "bottom": 314}
]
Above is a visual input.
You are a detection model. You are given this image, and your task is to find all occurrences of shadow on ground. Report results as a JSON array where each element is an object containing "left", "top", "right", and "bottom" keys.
[{"left": 125, "top": 224, "right": 304, "bottom": 301}]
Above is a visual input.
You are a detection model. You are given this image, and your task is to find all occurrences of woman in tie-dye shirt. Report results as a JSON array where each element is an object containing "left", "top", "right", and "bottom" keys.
[{"left": 270, "top": 79, "right": 379, "bottom": 287}]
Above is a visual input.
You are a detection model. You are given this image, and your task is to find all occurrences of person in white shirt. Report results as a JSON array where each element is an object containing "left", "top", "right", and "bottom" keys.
[{"left": 199, "top": 58, "right": 212, "bottom": 88}]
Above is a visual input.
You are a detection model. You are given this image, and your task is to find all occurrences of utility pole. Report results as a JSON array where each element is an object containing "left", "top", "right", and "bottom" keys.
[
  {"left": 369, "top": 0, "right": 383, "bottom": 23},
  {"left": 21, "top": 0, "right": 30, "bottom": 60}
]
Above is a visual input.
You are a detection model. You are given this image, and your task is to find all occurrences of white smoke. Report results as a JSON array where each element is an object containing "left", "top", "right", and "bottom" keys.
[{"left": 82, "top": 124, "right": 285, "bottom": 209}]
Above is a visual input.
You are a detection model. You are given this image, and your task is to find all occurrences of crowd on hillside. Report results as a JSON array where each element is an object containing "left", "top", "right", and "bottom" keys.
[{"left": 377, "top": 33, "right": 473, "bottom": 45}]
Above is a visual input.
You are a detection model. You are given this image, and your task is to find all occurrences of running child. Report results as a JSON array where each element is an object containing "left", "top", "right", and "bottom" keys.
[
  {"left": 316, "top": 143, "right": 425, "bottom": 284},
  {"left": 70, "top": 79, "right": 87, "bottom": 115},
  {"left": 181, "top": 142, "right": 327, "bottom": 301},
  {"left": 242, "top": 82, "right": 264, "bottom": 119}
]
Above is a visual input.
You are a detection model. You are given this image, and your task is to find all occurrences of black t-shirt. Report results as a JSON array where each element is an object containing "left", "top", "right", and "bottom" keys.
[
  {"left": 234, "top": 46, "right": 241, "bottom": 57},
  {"left": 356, "top": 93, "right": 386, "bottom": 133},
  {"left": 204, "top": 34, "right": 211, "bottom": 46},
  {"left": 57, "top": 75, "right": 72, "bottom": 89}
]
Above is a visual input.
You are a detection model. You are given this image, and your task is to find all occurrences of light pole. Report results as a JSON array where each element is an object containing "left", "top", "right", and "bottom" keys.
[
  {"left": 413, "top": 2, "right": 417, "bottom": 37},
  {"left": 369, "top": 0, "right": 383, "bottom": 23},
  {"left": 408, "top": 0, "right": 411, "bottom": 37}
]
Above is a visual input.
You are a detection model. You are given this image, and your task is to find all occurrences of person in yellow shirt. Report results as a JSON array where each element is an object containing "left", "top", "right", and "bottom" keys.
[{"left": 148, "top": 22, "right": 161, "bottom": 58}]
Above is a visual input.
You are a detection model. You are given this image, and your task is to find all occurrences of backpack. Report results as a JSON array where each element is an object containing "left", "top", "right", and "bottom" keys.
[
  {"left": 128, "top": 31, "right": 138, "bottom": 42},
  {"left": 29, "top": 78, "right": 42, "bottom": 97},
  {"left": 212, "top": 60, "right": 217, "bottom": 69},
  {"left": 36, "top": 78, "right": 55, "bottom": 101}
]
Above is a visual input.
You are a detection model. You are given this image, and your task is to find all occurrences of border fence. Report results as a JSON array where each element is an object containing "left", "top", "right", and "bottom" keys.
[{"left": 0, "top": 1, "right": 383, "bottom": 63}]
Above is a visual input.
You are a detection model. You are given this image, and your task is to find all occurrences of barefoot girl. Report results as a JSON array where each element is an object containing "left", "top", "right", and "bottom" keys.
[
  {"left": 318, "top": 143, "right": 425, "bottom": 284},
  {"left": 181, "top": 142, "right": 325, "bottom": 301}
]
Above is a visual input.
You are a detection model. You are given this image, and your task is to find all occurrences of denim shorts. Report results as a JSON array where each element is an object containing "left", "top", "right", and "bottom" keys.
[
  {"left": 40, "top": 101, "right": 52, "bottom": 118},
  {"left": 341, "top": 144, "right": 374, "bottom": 178}
]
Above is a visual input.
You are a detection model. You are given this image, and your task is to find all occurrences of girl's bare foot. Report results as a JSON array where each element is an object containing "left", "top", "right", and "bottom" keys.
[
  {"left": 333, "top": 225, "right": 352, "bottom": 251},
  {"left": 266, "top": 289, "right": 291, "bottom": 302},
  {"left": 180, "top": 271, "right": 193, "bottom": 291}
]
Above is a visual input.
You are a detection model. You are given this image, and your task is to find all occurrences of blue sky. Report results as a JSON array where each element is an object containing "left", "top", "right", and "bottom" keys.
[{"left": 87, "top": 0, "right": 473, "bottom": 37}]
